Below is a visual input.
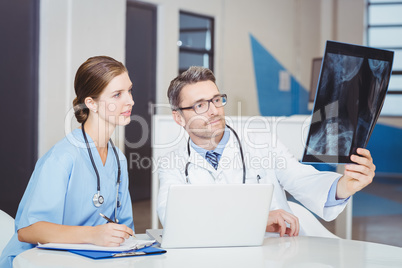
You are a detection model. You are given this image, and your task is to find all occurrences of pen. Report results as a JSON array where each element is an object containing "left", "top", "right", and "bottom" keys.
[
  {"left": 99, "top": 213, "right": 116, "bottom": 223},
  {"left": 99, "top": 213, "right": 135, "bottom": 237}
]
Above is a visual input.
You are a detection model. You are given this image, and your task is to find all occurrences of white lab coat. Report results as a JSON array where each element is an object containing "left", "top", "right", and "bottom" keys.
[{"left": 157, "top": 128, "right": 348, "bottom": 232}]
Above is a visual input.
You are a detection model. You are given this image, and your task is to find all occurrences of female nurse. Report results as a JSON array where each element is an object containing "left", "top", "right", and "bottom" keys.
[{"left": 0, "top": 56, "right": 135, "bottom": 267}]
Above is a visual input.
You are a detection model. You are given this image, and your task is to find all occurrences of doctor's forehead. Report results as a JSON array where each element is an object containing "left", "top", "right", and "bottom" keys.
[{"left": 179, "top": 80, "right": 219, "bottom": 105}]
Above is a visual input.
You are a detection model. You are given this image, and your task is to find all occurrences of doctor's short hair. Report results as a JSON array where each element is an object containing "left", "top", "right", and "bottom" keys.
[
  {"left": 73, "top": 56, "right": 128, "bottom": 123},
  {"left": 167, "top": 66, "right": 216, "bottom": 111}
]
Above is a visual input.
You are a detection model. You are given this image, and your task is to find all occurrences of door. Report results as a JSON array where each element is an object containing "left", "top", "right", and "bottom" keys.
[
  {"left": 125, "top": 1, "right": 157, "bottom": 201},
  {"left": 0, "top": 0, "right": 39, "bottom": 217}
]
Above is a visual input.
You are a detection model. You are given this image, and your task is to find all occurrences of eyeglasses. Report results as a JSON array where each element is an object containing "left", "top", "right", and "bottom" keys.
[{"left": 179, "top": 94, "right": 227, "bottom": 114}]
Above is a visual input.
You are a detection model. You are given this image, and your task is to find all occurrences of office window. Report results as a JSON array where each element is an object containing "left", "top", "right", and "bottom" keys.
[
  {"left": 367, "top": 0, "right": 402, "bottom": 116},
  {"left": 178, "top": 11, "right": 214, "bottom": 74}
]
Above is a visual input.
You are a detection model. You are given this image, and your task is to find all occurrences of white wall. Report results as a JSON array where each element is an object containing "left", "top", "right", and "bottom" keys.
[
  {"left": 39, "top": 0, "right": 126, "bottom": 157},
  {"left": 139, "top": 0, "right": 225, "bottom": 115},
  {"left": 143, "top": 0, "right": 366, "bottom": 116},
  {"left": 38, "top": 0, "right": 368, "bottom": 156},
  {"left": 148, "top": 0, "right": 323, "bottom": 116},
  {"left": 336, "top": 0, "right": 365, "bottom": 45}
]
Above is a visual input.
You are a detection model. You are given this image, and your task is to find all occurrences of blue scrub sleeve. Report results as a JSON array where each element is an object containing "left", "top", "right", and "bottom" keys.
[{"left": 16, "top": 153, "right": 72, "bottom": 230}]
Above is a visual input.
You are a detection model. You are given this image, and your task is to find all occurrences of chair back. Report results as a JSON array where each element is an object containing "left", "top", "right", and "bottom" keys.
[
  {"left": 0, "top": 210, "right": 15, "bottom": 255},
  {"left": 288, "top": 201, "right": 339, "bottom": 239}
]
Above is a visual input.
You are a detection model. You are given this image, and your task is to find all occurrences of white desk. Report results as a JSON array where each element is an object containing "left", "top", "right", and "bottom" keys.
[{"left": 13, "top": 235, "right": 402, "bottom": 267}]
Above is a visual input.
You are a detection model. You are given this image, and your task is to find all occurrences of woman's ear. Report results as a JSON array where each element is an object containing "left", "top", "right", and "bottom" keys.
[
  {"left": 172, "top": 110, "right": 185, "bottom": 127},
  {"left": 84, "top": 97, "right": 98, "bottom": 113}
]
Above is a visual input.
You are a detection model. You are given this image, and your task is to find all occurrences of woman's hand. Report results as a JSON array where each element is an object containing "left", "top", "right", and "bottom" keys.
[
  {"left": 90, "top": 223, "right": 134, "bottom": 247},
  {"left": 18, "top": 221, "right": 134, "bottom": 246}
]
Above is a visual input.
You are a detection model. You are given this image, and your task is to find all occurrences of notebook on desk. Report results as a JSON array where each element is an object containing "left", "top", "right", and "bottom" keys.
[
  {"left": 37, "top": 237, "right": 166, "bottom": 259},
  {"left": 147, "top": 184, "right": 274, "bottom": 249}
]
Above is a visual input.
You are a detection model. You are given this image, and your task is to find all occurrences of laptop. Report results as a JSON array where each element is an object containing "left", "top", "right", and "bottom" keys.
[{"left": 147, "top": 184, "right": 274, "bottom": 249}]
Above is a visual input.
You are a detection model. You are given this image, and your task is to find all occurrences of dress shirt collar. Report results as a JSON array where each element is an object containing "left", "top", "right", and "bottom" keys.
[{"left": 190, "top": 126, "right": 230, "bottom": 158}]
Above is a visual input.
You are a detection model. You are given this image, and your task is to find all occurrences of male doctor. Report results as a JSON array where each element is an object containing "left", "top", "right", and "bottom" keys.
[{"left": 157, "top": 66, "right": 376, "bottom": 237}]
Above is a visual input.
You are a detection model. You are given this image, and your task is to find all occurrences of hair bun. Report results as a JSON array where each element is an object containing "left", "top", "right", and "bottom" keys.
[{"left": 73, "top": 98, "right": 89, "bottom": 123}]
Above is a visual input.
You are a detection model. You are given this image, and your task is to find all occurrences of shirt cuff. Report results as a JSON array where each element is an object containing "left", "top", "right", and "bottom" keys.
[{"left": 325, "top": 176, "right": 350, "bottom": 207}]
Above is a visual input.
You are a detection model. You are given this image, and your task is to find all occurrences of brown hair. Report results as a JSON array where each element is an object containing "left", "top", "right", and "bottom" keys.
[
  {"left": 167, "top": 66, "right": 216, "bottom": 111},
  {"left": 73, "top": 56, "right": 127, "bottom": 123}
]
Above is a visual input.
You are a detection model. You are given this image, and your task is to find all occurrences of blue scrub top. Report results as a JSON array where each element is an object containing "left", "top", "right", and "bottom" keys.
[{"left": 0, "top": 129, "right": 134, "bottom": 267}]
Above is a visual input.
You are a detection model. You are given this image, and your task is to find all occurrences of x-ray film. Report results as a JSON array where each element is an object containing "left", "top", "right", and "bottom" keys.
[{"left": 302, "top": 41, "right": 394, "bottom": 164}]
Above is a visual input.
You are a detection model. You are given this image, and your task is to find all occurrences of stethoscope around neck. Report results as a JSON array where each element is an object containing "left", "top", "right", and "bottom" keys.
[
  {"left": 81, "top": 122, "right": 121, "bottom": 222},
  {"left": 184, "top": 124, "right": 246, "bottom": 184}
]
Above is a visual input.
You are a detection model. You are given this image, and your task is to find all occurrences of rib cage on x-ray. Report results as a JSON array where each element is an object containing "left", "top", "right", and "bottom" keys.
[{"left": 307, "top": 53, "right": 391, "bottom": 157}]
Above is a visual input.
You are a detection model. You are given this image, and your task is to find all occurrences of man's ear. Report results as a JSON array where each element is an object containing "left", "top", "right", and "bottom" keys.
[
  {"left": 84, "top": 97, "right": 98, "bottom": 113},
  {"left": 172, "top": 110, "right": 186, "bottom": 127}
]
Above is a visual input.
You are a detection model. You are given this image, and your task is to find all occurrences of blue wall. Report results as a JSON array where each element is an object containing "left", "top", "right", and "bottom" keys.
[
  {"left": 250, "top": 34, "right": 310, "bottom": 116},
  {"left": 367, "top": 124, "right": 402, "bottom": 174},
  {"left": 250, "top": 34, "right": 402, "bottom": 174}
]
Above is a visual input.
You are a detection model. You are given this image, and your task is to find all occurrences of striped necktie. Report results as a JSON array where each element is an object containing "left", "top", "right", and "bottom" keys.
[{"left": 205, "top": 151, "right": 220, "bottom": 170}]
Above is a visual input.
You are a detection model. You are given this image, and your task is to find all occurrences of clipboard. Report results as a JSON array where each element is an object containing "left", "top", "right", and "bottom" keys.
[{"left": 68, "top": 246, "right": 166, "bottom": 259}]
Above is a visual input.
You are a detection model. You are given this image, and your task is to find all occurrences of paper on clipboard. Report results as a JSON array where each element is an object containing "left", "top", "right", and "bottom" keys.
[{"left": 37, "top": 236, "right": 155, "bottom": 252}]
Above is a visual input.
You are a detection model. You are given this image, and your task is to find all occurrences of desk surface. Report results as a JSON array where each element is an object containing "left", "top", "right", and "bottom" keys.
[{"left": 13, "top": 235, "right": 402, "bottom": 268}]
